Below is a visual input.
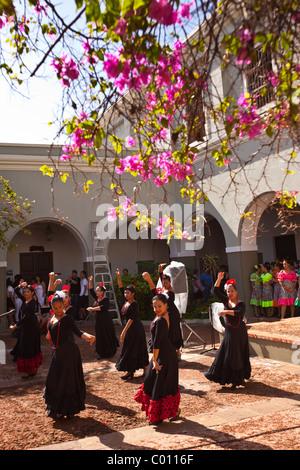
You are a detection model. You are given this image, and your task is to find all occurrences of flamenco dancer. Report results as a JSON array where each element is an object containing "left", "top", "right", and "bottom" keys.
[
  {"left": 204, "top": 272, "right": 251, "bottom": 389},
  {"left": 134, "top": 293, "right": 180, "bottom": 425},
  {"left": 44, "top": 294, "right": 95, "bottom": 420},
  {"left": 143, "top": 264, "right": 183, "bottom": 359},
  {"left": 87, "top": 275, "right": 119, "bottom": 359},
  {"left": 115, "top": 269, "right": 149, "bottom": 380},
  {"left": 61, "top": 285, "right": 77, "bottom": 319},
  {"left": 10, "top": 283, "right": 42, "bottom": 379}
]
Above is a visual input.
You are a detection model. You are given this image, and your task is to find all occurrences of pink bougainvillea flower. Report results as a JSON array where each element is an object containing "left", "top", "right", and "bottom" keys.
[
  {"left": 50, "top": 53, "right": 79, "bottom": 87},
  {"left": 34, "top": 1, "right": 47, "bottom": 15},
  {"left": 82, "top": 39, "right": 90, "bottom": 52},
  {"left": 114, "top": 18, "right": 127, "bottom": 39},
  {"left": 235, "top": 29, "right": 255, "bottom": 65},
  {"left": 238, "top": 28, "right": 252, "bottom": 43},
  {"left": 108, "top": 207, "right": 118, "bottom": 222},
  {"left": 237, "top": 93, "right": 251, "bottom": 108},
  {"left": 127, "top": 136, "right": 136, "bottom": 146},
  {"left": 267, "top": 71, "right": 279, "bottom": 87},
  {"left": 103, "top": 53, "right": 120, "bottom": 79},
  {"left": 179, "top": 1, "right": 195, "bottom": 20},
  {"left": 235, "top": 47, "right": 252, "bottom": 65},
  {"left": 148, "top": 0, "right": 179, "bottom": 26}
]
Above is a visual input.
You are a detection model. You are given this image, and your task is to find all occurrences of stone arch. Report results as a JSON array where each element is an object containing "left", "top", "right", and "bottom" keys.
[
  {"left": 5, "top": 217, "right": 89, "bottom": 285},
  {"left": 239, "top": 191, "right": 276, "bottom": 251},
  {"left": 8, "top": 217, "right": 89, "bottom": 260}
]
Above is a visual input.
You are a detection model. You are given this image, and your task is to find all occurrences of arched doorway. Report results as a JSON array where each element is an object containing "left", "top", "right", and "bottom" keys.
[
  {"left": 6, "top": 218, "right": 89, "bottom": 287},
  {"left": 239, "top": 192, "right": 300, "bottom": 263},
  {"left": 257, "top": 202, "right": 300, "bottom": 264},
  {"left": 193, "top": 212, "right": 227, "bottom": 274}
]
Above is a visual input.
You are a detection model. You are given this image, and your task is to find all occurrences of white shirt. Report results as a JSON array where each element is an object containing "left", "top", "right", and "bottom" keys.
[{"left": 80, "top": 278, "right": 88, "bottom": 296}]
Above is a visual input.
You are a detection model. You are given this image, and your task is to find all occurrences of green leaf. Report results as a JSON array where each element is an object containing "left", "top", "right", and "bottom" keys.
[
  {"left": 133, "top": 0, "right": 146, "bottom": 10},
  {"left": 85, "top": 0, "right": 101, "bottom": 22},
  {"left": 0, "top": 0, "right": 16, "bottom": 16},
  {"left": 84, "top": 180, "right": 94, "bottom": 193},
  {"left": 74, "top": 0, "right": 84, "bottom": 8},
  {"left": 160, "top": 118, "right": 169, "bottom": 128},
  {"left": 265, "top": 125, "right": 274, "bottom": 138},
  {"left": 122, "top": 0, "right": 133, "bottom": 15},
  {"left": 39, "top": 165, "right": 54, "bottom": 177},
  {"left": 60, "top": 173, "right": 69, "bottom": 183},
  {"left": 66, "top": 122, "right": 73, "bottom": 135}
]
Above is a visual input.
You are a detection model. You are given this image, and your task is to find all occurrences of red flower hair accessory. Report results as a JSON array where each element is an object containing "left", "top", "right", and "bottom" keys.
[
  {"left": 62, "top": 285, "right": 70, "bottom": 291},
  {"left": 224, "top": 278, "right": 236, "bottom": 291}
]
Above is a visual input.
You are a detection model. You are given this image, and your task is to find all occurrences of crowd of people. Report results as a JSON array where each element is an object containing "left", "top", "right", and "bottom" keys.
[
  {"left": 3, "top": 257, "right": 299, "bottom": 425},
  {"left": 250, "top": 258, "right": 300, "bottom": 319}
]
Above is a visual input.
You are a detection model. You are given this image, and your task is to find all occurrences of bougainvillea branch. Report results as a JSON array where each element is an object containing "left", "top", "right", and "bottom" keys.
[{"left": 0, "top": 0, "right": 299, "bottom": 243}]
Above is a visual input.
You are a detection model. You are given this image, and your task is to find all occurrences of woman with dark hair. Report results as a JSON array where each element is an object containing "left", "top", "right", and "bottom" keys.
[
  {"left": 62, "top": 286, "right": 76, "bottom": 319},
  {"left": 10, "top": 282, "right": 42, "bottom": 379},
  {"left": 278, "top": 258, "right": 297, "bottom": 319},
  {"left": 115, "top": 268, "right": 149, "bottom": 380},
  {"left": 44, "top": 294, "right": 95, "bottom": 420},
  {"left": 6, "top": 278, "right": 15, "bottom": 326},
  {"left": 204, "top": 272, "right": 251, "bottom": 389},
  {"left": 134, "top": 293, "right": 180, "bottom": 425},
  {"left": 79, "top": 270, "right": 89, "bottom": 320},
  {"left": 249, "top": 264, "right": 262, "bottom": 317},
  {"left": 87, "top": 275, "right": 119, "bottom": 359},
  {"left": 261, "top": 262, "right": 274, "bottom": 317},
  {"left": 143, "top": 265, "right": 183, "bottom": 360}
]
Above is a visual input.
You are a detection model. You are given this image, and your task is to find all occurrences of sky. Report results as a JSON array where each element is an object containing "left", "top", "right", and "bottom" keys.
[
  {"left": 0, "top": 74, "right": 64, "bottom": 145},
  {"left": 0, "top": 1, "right": 77, "bottom": 145}
]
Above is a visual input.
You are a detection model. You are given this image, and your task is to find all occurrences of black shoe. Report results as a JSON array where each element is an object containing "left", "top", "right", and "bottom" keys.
[
  {"left": 169, "top": 408, "right": 181, "bottom": 422},
  {"left": 121, "top": 372, "right": 134, "bottom": 380},
  {"left": 21, "top": 370, "right": 37, "bottom": 379}
]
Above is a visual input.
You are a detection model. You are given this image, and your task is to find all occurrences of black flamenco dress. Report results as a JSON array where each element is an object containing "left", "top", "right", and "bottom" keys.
[
  {"left": 44, "top": 315, "right": 86, "bottom": 418},
  {"left": 90, "top": 288, "right": 119, "bottom": 359},
  {"left": 134, "top": 316, "right": 180, "bottom": 423},
  {"left": 115, "top": 289, "right": 149, "bottom": 374},
  {"left": 10, "top": 290, "right": 42, "bottom": 375},
  {"left": 204, "top": 286, "right": 251, "bottom": 386},
  {"left": 64, "top": 304, "right": 76, "bottom": 319},
  {"left": 149, "top": 288, "right": 183, "bottom": 351}
]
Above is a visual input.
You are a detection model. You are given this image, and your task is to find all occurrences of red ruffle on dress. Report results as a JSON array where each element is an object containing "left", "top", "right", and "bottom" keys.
[
  {"left": 134, "top": 384, "right": 180, "bottom": 423},
  {"left": 10, "top": 293, "right": 42, "bottom": 376},
  {"left": 134, "top": 316, "right": 180, "bottom": 423},
  {"left": 17, "top": 352, "right": 43, "bottom": 375}
]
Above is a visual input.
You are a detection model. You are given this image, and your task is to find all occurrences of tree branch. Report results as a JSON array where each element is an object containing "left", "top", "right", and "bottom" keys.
[{"left": 30, "top": 5, "right": 86, "bottom": 78}]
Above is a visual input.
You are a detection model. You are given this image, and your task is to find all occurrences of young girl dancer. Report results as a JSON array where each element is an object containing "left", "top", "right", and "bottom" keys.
[
  {"left": 44, "top": 294, "right": 95, "bottom": 419},
  {"left": 87, "top": 275, "right": 119, "bottom": 359},
  {"left": 10, "top": 283, "right": 42, "bottom": 379},
  {"left": 204, "top": 272, "right": 251, "bottom": 389},
  {"left": 134, "top": 293, "right": 180, "bottom": 425},
  {"left": 143, "top": 265, "right": 183, "bottom": 360},
  {"left": 115, "top": 268, "right": 149, "bottom": 380}
]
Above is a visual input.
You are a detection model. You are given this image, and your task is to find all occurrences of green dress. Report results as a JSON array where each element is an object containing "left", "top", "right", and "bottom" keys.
[
  {"left": 250, "top": 272, "right": 262, "bottom": 306},
  {"left": 261, "top": 272, "right": 273, "bottom": 308}
]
